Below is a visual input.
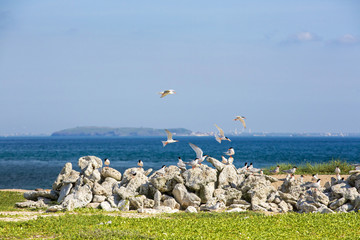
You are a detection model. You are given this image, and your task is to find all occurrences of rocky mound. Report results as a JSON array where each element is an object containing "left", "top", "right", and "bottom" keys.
[{"left": 16, "top": 156, "right": 360, "bottom": 214}]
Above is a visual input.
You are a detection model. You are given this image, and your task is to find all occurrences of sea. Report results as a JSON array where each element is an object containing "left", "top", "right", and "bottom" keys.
[{"left": 1, "top": 136, "right": 360, "bottom": 189}]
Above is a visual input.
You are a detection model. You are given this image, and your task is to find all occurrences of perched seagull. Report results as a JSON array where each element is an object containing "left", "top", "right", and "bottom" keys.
[
  {"left": 336, "top": 173, "right": 341, "bottom": 181},
  {"left": 239, "top": 162, "right": 248, "bottom": 171},
  {"left": 221, "top": 156, "right": 228, "bottom": 164},
  {"left": 248, "top": 162, "right": 253, "bottom": 170},
  {"left": 249, "top": 166, "right": 262, "bottom": 173},
  {"left": 312, "top": 173, "right": 318, "bottom": 181},
  {"left": 282, "top": 166, "right": 297, "bottom": 174},
  {"left": 177, "top": 157, "right": 187, "bottom": 171},
  {"left": 289, "top": 174, "right": 295, "bottom": 182},
  {"left": 300, "top": 175, "right": 304, "bottom": 183},
  {"left": 159, "top": 89, "right": 176, "bottom": 98},
  {"left": 138, "top": 160, "right": 143, "bottom": 168},
  {"left": 335, "top": 166, "right": 341, "bottom": 175},
  {"left": 307, "top": 179, "right": 321, "bottom": 190},
  {"left": 224, "top": 147, "right": 235, "bottom": 156},
  {"left": 104, "top": 158, "right": 110, "bottom": 168},
  {"left": 270, "top": 165, "right": 280, "bottom": 174},
  {"left": 214, "top": 124, "right": 231, "bottom": 143},
  {"left": 130, "top": 169, "right": 137, "bottom": 179},
  {"left": 162, "top": 129, "right": 179, "bottom": 147},
  {"left": 189, "top": 143, "right": 208, "bottom": 164},
  {"left": 234, "top": 116, "right": 246, "bottom": 128},
  {"left": 227, "top": 156, "right": 234, "bottom": 165},
  {"left": 155, "top": 165, "right": 166, "bottom": 176},
  {"left": 185, "top": 158, "right": 199, "bottom": 169}
]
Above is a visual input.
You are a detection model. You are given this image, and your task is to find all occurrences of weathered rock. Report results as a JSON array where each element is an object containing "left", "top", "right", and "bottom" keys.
[
  {"left": 78, "top": 156, "right": 102, "bottom": 177},
  {"left": 218, "top": 165, "right": 244, "bottom": 189},
  {"left": 316, "top": 205, "right": 334, "bottom": 214},
  {"left": 101, "top": 177, "right": 118, "bottom": 196},
  {"left": 93, "top": 182, "right": 108, "bottom": 196},
  {"left": 264, "top": 175, "right": 279, "bottom": 183},
  {"left": 52, "top": 162, "right": 72, "bottom": 190},
  {"left": 57, "top": 183, "right": 73, "bottom": 203},
  {"left": 144, "top": 168, "right": 153, "bottom": 176},
  {"left": 200, "top": 201, "right": 226, "bottom": 211},
  {"left": 101, "top": 167, "right": 122, "bottom": 181},
  {"left": 118, "top": 199, "right": 130, "bottom": 211},
  {"left": 312, "top": 190, "right": 330, "bottom": 206},
  {"left": 336, "top": 203, "right": 353, "bottom": 212},
  {"left": 154, "top": 190, "right": 161, "bottom": 208},
  {"left": 229, "top": 204, "right": 250, "bottom": 210},
  {"left": 251, "top": 204, "right": 267, "bottom": 212},
  {"left": 46, "top": 205, "right": 64, "bottom": 212},
  {"left": 206, "top": 157, "right": 226, "bottom": 171},
  {"left": 24, "top": 190, "right": 58, "bottom": 201},
  {"left": 106, "top": 194, "right": 121, "bottom": 207},
  {"left": 185, "top": 206, "right": 198, "bottom": 213},
  {"left": 278, "top": 191, "right": 297, "bottom": 202},
  {"left": 182, "top": 165, "right": 217, "bottom": 191},
  {"left": 163, "top": 197, "right": 180, "bottom": 210},
  {"left": 241, "top": 175, "right": 275, "bottom": 207},
  {"left": 329, "top": 197, "right": 347, "bottom": 210},
  {"left": 172, "top": 183, "right": 201, "bottom": 209},
  {"left": 331, "top": 183, "right": 360, "bottom": 203},
  {"left": 89, "top": 169, "right": 101, "bottom": 183},
  {"left": 61, "top": 184, "right": 93, "bottom": 211},
  {"left": 150, "top": 166, "right": 183, "bottom": 193},
  {"left": 199, "top": 182, "right": 215, "bottom": 204},
  {"left": 114, "top": 186, "right": 136, "bottom": 200},
  {"left": 213, "top": 188, "right": 243, "bottom": 206},
  {"left": 63, "top": 170, "right": 80, "bottom": 184},
  {"left": 298, "top": 202, "right": 318, "bottom": 213},
  {"left": 16, "top": 200, "right": 47, "bottom": 209},
  {"left": 92, "top": 195, "right": 106, "bottom": 203},
  {"left": 226, "top": 208, "right": 246, "bottom": 213},
  {"left": 86, "top": 203, "right": 101, "bottom": 209},
  {"left": 278, "top": 200, "right": 289, "bottom": 213},
  {"left": 100, "top": 201, "right": 113, "bottom": 211}
]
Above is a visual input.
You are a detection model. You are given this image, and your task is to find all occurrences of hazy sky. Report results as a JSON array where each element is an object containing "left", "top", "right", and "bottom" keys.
[{"left": 0, "top": 1, "right": 359, "bottom": 135}]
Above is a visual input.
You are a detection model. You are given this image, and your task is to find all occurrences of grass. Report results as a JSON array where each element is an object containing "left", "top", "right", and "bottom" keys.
[
  {"left": 0, "top": 191, "right": 26, "bottom": 211},
  {"left": 0, "top": 212, "right": 359, "bottom": 239},
  {"left": 265, "top": 159, "right": 354, "bottom": 175}
]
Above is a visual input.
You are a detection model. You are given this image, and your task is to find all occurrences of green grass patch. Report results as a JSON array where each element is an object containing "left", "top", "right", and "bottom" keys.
[
  {"left": 0, "top": 191, "right": 26, "bottom": 211},
  {"left": 0, "top": 212, "right": 359, "bottom": 239},
  {"left": 265, "top": 159, "right": 354, "bottom": 175}
]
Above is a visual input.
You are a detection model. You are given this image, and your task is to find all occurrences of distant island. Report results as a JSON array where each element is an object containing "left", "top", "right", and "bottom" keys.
[{"left": 51, "top": 127, "right": 193, "bottom": 137}]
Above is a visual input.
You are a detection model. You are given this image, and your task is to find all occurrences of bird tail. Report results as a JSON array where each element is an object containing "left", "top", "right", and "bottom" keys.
[
  {"left": 215, "top": 135, "right": 221, "bottom": 143},
  {"left": 162, "top": 141, "right": 168, "bottom": 147}
]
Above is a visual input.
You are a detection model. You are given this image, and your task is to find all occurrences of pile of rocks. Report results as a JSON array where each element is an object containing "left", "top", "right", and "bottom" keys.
[{"left": 16, "top": 156, "right": 360, "bottom": 214}]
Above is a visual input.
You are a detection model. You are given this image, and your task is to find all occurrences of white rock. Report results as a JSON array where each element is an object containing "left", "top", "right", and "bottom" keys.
[{"left": 185, "top": 206, "right": 198, "bottom": 213}]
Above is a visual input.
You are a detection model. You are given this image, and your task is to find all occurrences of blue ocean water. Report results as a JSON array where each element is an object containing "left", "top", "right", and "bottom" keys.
[{"left": 1, "top": 136, "right": 360, "bottom": 189}]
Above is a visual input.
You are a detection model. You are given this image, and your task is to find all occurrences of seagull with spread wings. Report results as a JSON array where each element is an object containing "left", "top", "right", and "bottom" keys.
[
  {"left": 234, "top": 116, "right": 246, "bottom": 128},
  {"left": 162, "top": 129, "right": 179, "bottom": 147},
  {"left": 159, "top": 89, "right": 176, "bottom": 98},
  {"left": 189, "top": 143, "right": 208, "bottom": 164},
  {"left": 214, "top": 124, "right": 231, "bottom": 143}
]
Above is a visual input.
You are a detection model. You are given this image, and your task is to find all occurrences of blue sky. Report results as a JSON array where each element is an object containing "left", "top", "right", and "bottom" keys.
[{"left": 0, "top": 1, "right": 359, "bottom": 135}]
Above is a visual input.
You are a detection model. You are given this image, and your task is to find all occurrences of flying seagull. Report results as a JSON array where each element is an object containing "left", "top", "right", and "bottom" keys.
[
  {"left": 162, "top": 129, "right": 179, "bottom": 147},
  {"left": 234, "top": 116, "right": 246, "bottom": 128},
  {"left": 189, "top": 143, "right": 208, "bottom": 164},
  {"left": 214, "top": 124, "right": 231, "bottom": 143},
  {"left": 159, "top": 89, "right": 176, "bottom": 98}
]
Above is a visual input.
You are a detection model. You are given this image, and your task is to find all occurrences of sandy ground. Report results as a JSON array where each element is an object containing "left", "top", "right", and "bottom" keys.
[{"left": 0, "top": 174, "right": 348, "bottom": 222}]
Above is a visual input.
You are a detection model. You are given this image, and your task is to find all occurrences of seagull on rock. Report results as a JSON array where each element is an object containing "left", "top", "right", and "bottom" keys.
[
  {"left": 104, "top": 158, "right": 110, "bottom": 168},
  {"left": 189, "top": 143, "right": 208, "bottom": 164},
  {"left": 335, "top": 166, "right": 341, "bottom": 175},
  {"left": 185, "top": 158, "right": 199, "bottom": 169},
  {"left": 137, "top": 160, "right": 143, "bottom": 168},
  {"left": 155, "top": 165, "right": 166, "bottom": 176},
  {"left": 159, "top": 89, "right": 176, "bottom": 98},
  {"left": 177, "top": 157, "right": 187, "bottom": 171},
  {"left": 224, "top": 147, "right": 235, "bottom": 156},
  {"left": 234, "top": 116, "right": 246, "bottom": 128},
  {"left": 214, "top": 124, "right": 231, "bottom": 143},
  {"left": 162, "top": 129, "right": 179, "bottom": 147}
]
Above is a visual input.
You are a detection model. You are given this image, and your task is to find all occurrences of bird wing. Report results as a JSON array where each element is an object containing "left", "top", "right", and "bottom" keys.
[
  {"left": 239, "top": 118, "right": 246, "bottom": 128},
  {"left": 214, "top": 124, "right": 224, "bottom": 137},
  {"left": 215, "top": 134, "right": 221, "bottom": 143},
  {"left": 189, "top": 143, "right": 203, "bottom": 159},
  {"left": 160, "top": 90, "right": 170, "bottom": 98},
  {"left": 165, "top": 129, "right": 173, "bottom": 140}
]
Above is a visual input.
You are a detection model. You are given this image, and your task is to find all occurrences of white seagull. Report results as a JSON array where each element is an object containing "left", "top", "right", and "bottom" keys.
[
  {"left": 159, "top": 89, "right": 176, "bottom": 98},
  {"left": 307, "top": 179, "right": 321, "bottom": 190},
  {"left": 227, "top": 156, "right": 234, "bottom": 165},
  {"left": 155, "top": 165, "right": 166, "bottom": 176},
  {"left": 249, "top": 166, "right": 262, "bottom": 173},
  {"left": 162, "top": 129, "right": 179, "bottom": 147},
  {"left": 177, "top": 157, "right": 187, "bottom": 171},
  {"left": 104, "top": 158, "right": 110, "bottom": 168},
  {"left": 224, "top": 147, "right": 235, "bottom": 156},
  {"left": 300, "top": 175, "right": 304, "bottom": 183},
  {"left": 185, "top": 158, "right": 199, "bottom": 169},
  {"left": 282, "top": 166, "right": 297, "bottom": 174},
  {"left": 189, "top": 143, "right": 208, "bottom": 164},
  {"left": 214, "top": 124, "right": 231, "bottom": 143},
  {"left": 335, "top": 166, "right": 341, "bottom": 175},
  {"left": 312, "top": 173, "right": 318, "bottom": 181},
  {"left": 270, "top": 165, "right": 280, "bottom": 174},
  {"left": 234, "top": 116, "right": 246, "bottom": 128},
  {"left": 239, "top": 162, "right": 248, "bottom": 171},
  {"left": 137, "top": 160, "right": 143, "bottom": 168}
]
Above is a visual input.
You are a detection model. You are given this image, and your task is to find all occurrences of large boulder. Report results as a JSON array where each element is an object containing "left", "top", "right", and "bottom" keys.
[
  {"left": 213, "top": 188, "right": 243, "bottom": 206},
  {"left": 24, "top": 190, "right": 58, "bottom": 201},
  {"left": 63, "top": 170, "right": 80, "bottom": 184},
  {"left": 57, "top": 183, "right": 73, "bottom": 203},
  {"left": 121, "top": 168, "right": 148, "bottom": 193},
  {"left": 331, "top": 182, "right": 360, "bottom": 203},
  {"left": 61, "top": 184, "right": 93, "bottom": 211},
  {"left": 150, "top": 166, "right": 183, "bottom": 193},
  {"left": 78, "top": 156, "right": 102, "bottom": 177},
  {"left": 206, "top": 157, "right": 226, "bottom": 171},
  {"left": 182, "top": 165, "right": 217, "bottom": 191},
  {"left": 240, "top": 175, "right": 275, "bottom": 207},
  {"left": 101, "top": 177, "right": 118, "bottom": 196},
  {"left": 52, "top": 162, "right": 73, "bottom": 190},
  {"left": 218, "top": 165, "right": 244, "bottom": 189},
  {"left": 101, "top": 167, "right": 122, "bottom": 181},
  {"left": 172, "top": 183, "right": 201, "bottom": 209}
]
